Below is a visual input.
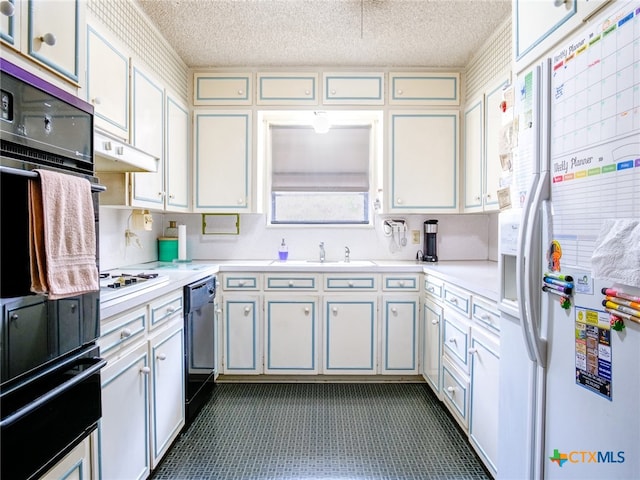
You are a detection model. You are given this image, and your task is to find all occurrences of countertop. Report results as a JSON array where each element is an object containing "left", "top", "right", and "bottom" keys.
[{"left": 99, "top": 259, "right": 499, "bottom": 319}]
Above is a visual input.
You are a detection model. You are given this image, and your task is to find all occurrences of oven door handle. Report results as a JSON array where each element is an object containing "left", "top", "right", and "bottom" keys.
[{"left": 0, "top": 357, "right": 107, "bottom": 429}]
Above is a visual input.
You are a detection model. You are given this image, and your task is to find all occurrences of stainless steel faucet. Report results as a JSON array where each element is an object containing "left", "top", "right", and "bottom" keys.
[
  {"left": 344, "top": 246, "right": 350, "bottom": 263},
  {"left": 319, "top": 242, "right": 325, "bottom": 263}
]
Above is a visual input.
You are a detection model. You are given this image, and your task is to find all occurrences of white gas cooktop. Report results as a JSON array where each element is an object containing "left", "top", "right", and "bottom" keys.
[{"left": 99, "top": 272, "right": 169, "bottom": 303}]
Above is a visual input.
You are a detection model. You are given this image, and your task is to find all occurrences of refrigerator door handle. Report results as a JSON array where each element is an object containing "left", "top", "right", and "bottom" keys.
[
  {"left": 517, "top": 172, "right": 539, "bottom": 363},
  {"left": 523, "top": 170, "right": 549, "bottom": 368}
]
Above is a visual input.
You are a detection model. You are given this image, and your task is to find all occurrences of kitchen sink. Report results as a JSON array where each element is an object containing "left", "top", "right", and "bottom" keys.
[{"left": 270, "top": 260, "right": 376, "bottom": 267}]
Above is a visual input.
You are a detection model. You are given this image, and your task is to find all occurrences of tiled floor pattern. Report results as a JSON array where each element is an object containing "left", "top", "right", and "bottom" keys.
[{"left": 152, "top": 383, "right": 491, "bottom": 480}]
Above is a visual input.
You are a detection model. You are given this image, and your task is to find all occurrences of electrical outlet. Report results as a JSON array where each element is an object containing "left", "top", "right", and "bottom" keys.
[{"left": 411, "top": 230, "right": 420, "bottom": 244}]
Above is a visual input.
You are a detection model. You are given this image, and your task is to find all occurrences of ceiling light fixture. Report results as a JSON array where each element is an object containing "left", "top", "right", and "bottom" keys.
[{"left": 312, "top": 111, "right": 331, "bottom": 134}]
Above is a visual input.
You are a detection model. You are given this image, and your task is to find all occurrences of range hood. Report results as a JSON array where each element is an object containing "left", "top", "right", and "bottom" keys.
[{"left": 94, "top": 129, "right": 159, "bottom": 173}]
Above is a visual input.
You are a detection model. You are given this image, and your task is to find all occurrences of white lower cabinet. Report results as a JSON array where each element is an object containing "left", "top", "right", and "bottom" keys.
[
  {"left": 323, "top": 295, "right": 378, "bottom": 374},
  {"left": 421, "top": 296, "right": 443, "bottom": 396},
  {"left": 442, "top": 356, "right": 470, "bottom": 431},
  {"left": 99, "top": 290, "right": 185, "bottom": 480},
  {"left": 222, "top": 295, "right": 262, "bottom": 374},
  {"left": 40, "top": 432, "right": 94, "bottom": 480},
  {"left": 264, "top": 296, "right": 318, "bottom": 374},
  {"left": 381, "top": 296, "right": 418, "bottom": 374},
  {"left": 149, "top": 322, "right": 185, "bottom": 468},
  {"left": 100, "top": 341, "right": 150, "bottom": 480}
]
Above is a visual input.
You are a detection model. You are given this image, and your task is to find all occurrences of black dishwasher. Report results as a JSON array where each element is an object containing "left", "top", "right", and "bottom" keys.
[{"left": 184, "top": 276, "right": 216, "bottom": 424}]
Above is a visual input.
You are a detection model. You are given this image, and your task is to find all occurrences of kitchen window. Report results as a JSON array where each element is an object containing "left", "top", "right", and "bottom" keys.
[{"left": 259, "top": 111, "right": 382, "bottom": 225}]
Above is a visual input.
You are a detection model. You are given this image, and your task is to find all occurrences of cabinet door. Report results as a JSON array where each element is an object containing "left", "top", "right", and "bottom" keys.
[
  {"left": 463, "top": 97, "right": 484, "bottom": 212},
  {"left": 323, "top": 73, "right": 384, "bottom": 105},
  {"left": 0, "top": 0, "right": 20, "bottom": 50},
  {"left": 194, "top": 110, "right": 252, "bottom": 211},
  {"left": 484, "top": 75, "right": 511, "bottom": 212},
  {"left": 389, "top": 73, "right": 460, "bottom": 106},
  {"left": 422, "top": 297, "right": 443, "bottom": 396},
  {"left": 193, "top": 72, "right": 252, "bottom": 105},
  {"left": 131, "top": 64, "right": 164, "bottom": 209},
  {"left": 257, "top": 73, "right": 318, "bottom": 105},
  {"left": 469, "top": 327, "right": 500, "bottom": 477},
  {"left": 40, "top": 434, "right": 92, "bottom": 480},
  {"left": 381, "top": 296, "right": 418, "bottom": 374},
  {"left": 28, "top": 0, "right": 82, "bottom": 82},
  {"left": 264, "top": 296, "right": 318, "bottom": 374},
  {"left": 149, "top": 322, "right": 185, "bottom": 468},
  {"left": 324, "top": 296, "right": 377, "bottom": 374},
  {"left": 86, "top": 25, "right": 129, "bottom": 139},
  {"left": 223, "top": 295, "right": 261, "bottom": 374},
  {"left": 100, "top": 342, "right": 150, "bottom": 480},
  {"left": 388, "top": 111, "right": 459, "bottom": 213},
  {"left": 165, "top": 94, "right": 190, "bottom": 211}
]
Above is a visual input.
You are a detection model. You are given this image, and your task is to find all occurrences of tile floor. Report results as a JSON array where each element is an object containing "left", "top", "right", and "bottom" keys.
[{"left": 151, "top": 383, "right": 491, "bottom": 480}]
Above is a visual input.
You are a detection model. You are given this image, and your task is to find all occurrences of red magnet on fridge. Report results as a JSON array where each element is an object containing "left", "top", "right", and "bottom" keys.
[
  {"left": 500, "top": 100, "right": 507, "bottom": 112},
  {"left": 609, "top": 314, "right": 625, "bottom": 331}
]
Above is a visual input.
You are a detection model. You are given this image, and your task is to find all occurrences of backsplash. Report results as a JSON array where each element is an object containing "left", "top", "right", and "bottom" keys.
[{"left": 99, "top": 208, "right": 498, "bottom": 271}]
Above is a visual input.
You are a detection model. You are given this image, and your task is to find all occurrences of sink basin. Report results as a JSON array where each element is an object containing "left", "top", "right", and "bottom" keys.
[{"left": 270, "top": 260, "right": 376, "bottom": 267}]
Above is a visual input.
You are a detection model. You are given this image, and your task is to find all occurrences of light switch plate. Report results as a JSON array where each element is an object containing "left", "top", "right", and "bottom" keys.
[{"left": 412, "top": 230, "right": 420, "bottom": 244}]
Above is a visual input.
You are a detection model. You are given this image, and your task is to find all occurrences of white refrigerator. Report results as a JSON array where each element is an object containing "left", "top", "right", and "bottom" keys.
[{"left": 497, "top": 2, "right": 640, "bottom": 479}]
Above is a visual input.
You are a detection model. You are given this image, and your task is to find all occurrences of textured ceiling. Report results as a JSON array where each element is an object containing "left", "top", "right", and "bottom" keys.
[{"left": 137, "top": 0, "right": 512, "bottom": 69}]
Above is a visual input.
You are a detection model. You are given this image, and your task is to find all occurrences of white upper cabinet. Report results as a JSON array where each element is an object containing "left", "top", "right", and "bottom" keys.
[
  {"left": 130, "top": 62, "right": 165, "bottom": 209},
  {"left": 1, "top": 0, "right": 84, "bottom": 84},
  {"left": 257, "top": 73, "right": 318, "bottom": 105},
  {"left": 513, "top": 0, "right": 610, "bottom": 73},
  {"left": 388, "top": 111, "right": 459, "bottom": 213},
  {"left": 194, "top": 110, "right": 252, "bottom": 212},
  {"left": 388, "top": 73, "right": 460, "bottom": 106},
  {"left": 86, "top": 23, "right": 129, "bottom": 140},
  {"left": 322, "top": 72, "right": 384, "bottom": 105},
  {"left": 165, "top": 93, "right": 190, "bottom": 212},
  {"left": 27, "top": 0, "right": 83, "bottom": 83},
  {"left": 193, "top": 72, "right": 252, "bottom": 106},
  {"left": 463, "top": 97, "right": 484, "bottom": 211},
  {"left": 0, "top": 0, "right": 20, "bottom": 49}
]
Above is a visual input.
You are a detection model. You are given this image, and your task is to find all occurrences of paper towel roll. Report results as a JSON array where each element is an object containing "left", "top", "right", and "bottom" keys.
[{"left": 178, "top": 225, "right": 187, "bottom": 261}]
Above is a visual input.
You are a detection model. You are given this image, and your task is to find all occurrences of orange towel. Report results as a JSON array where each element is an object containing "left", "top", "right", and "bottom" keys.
[{"left": 29, "top": 169, "right": 99, "bottom": 299}]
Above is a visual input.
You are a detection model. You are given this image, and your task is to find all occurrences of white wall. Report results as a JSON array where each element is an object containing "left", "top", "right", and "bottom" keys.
[{"left": 99, "top": 207, "right": 497, "bottom": 270}]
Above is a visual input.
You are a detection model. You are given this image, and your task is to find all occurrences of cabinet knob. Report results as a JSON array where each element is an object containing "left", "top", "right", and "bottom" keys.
[
  {"left": 169, "top": 193, "right": 175, "bottom": 199},
  {"left": 391, "top": 307, "right": 398, "bottom": 314},
  {"left": 244, "top": 306, "right": 251, "bottom": 314},
  {"left": 330, "top": 89, "right": 336, "bottom": 95},
  {"left": 0, "top": 1, "right": 16, "bottom": 17},
  {"left": 237, "top": 90, "right": 244, "bottom": 95},
  {"left": 446, "top": 386, "right": 455, "bottom": 394},
  {"left": 304, "top": 90, "right": 311, "bottom": 96},
  {"left": 40, "top": 32, "right": 57, "bottom": 46},
  {"left": 450, "top": 297, "right": 458, "bottom": 304},
  {"left": 348, "top": 281, "right": 354, "bottom": 287},
  {"left": 237, "top": 198, "right": 244, "bottom": 205},
  {"left": 166, "top": 306, "right": 177, "bottom": 315},
  {"left": 396, "top": 89, "right": 403, "bottom": 96},
  {"left": 448, "top": 337, "right": 457, "bottom": 344},
  {"left": 398, "top": 281, "right": 405, "bottom": 287},
  {"left": 431, "top": 319, "right": 439, "bottom": 325},
  {"left": 288, "top": 280, "right": 294, "bottom": 287},
  {"left": 121, "top": 328, "right": 132, "bottom": 338},
  {"left": 216, "top": 309, "right": 222, "bottom": 314},
  {"left": 10, "top": 313, "right": 18, "bottom": 322},
  {"left": 140, "top": 366, "right": 151, "bottom": 374},
  {"left": 238, "top": 280, "right": 246, "bottom": 286},
  {"left": 474, "top": 195, "right": 481, "bottom": 202},
  {"left": 92, "top": 97, "right": 102, "bottom": 105},
  {"left": 396, "top": 198, "right": 403, "bottom": 204},
  {"left": 70, "top": 304, "right": 77, "bottom": 313},
  {"left": 304, "top": 307, "right": 310, "bottom": 314},
  {"left": 332, "top": 307, "right": 338, "bottom": 314},
  {"left": 157, "top": 353, "right": 167, "bottom": 361},
  {"left": 468, "top": 347, "right": 477, "bottom": 355},
  {"left": 427, "top": 286, "right": 435, "bottom": 293}
]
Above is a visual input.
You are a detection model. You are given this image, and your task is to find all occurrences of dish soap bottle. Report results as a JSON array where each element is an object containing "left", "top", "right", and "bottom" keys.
[
  {"left": 278, "top": 238, "right": 288, "bottom": 261},
  {"left": 165, "top": 220, "right": 178, "bottom": 237}
]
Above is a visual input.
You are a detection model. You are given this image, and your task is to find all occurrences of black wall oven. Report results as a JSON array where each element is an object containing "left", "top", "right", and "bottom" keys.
[{"left": 1, "top": 58, "right": 106, "bottom": 479}]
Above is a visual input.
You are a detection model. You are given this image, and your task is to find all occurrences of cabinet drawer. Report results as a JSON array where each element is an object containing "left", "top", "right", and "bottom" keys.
[
  {"left": 389, "top": 72, "right": 460, "bottom": 105},
  {"left": 472, "top": 296, "right": 500, "bottom": 334},
  {"left": 264, "top": 275, "right": 318, "bottom": 291},
  {"left": 424, "top": 274, "right": 443, "bottom": 299},
  {"left": 442, "top": 357, "right": 469, "bottom": 430},
  {"left": 99, "top": 306, "right": 147, "bottom": 356},
  {"left": 193, "top": 73, "right": 252, "bottom": 105},
  {"left": 148, "top": 290, "right": 183, "bottom": 330},
  {"left": 382, "top": 274, "right": 419, "bottom": 291},
  {"left": 325, "top": 275, "right": 377, "bottom": 291},
  {"left": 222, "top": 274, "right": 261, "bottom": 291},
  {"left": 257, "top": 73, "right": 318, "bottom": 105},
  {"left": 323, "top": 73, "right": 384, "bottom": 105},
  {"left": 443, "top": 313, "right": 471, "bottom": 373},
  {"left": 443, "top": 283, "right": 471, "bottom": 317}
]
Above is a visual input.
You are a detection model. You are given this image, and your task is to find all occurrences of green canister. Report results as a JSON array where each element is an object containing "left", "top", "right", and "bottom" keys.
[{"left": 158, "top": 237, "right": 179, "bottom": 262}]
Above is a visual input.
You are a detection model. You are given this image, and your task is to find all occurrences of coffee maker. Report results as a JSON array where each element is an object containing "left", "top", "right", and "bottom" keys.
[{"left": 422, "top": 219, "right": 438, "bottom": 262}]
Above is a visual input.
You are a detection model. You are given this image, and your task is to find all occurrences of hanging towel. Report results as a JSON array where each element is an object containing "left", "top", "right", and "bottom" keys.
[{"left": 29, "top": 169, "right": 99, "bottom": 299}]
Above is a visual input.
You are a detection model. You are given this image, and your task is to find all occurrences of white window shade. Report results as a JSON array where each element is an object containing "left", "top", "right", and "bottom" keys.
[{"left": 270, "top": 125, "right": 371, "bottom": 192}]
